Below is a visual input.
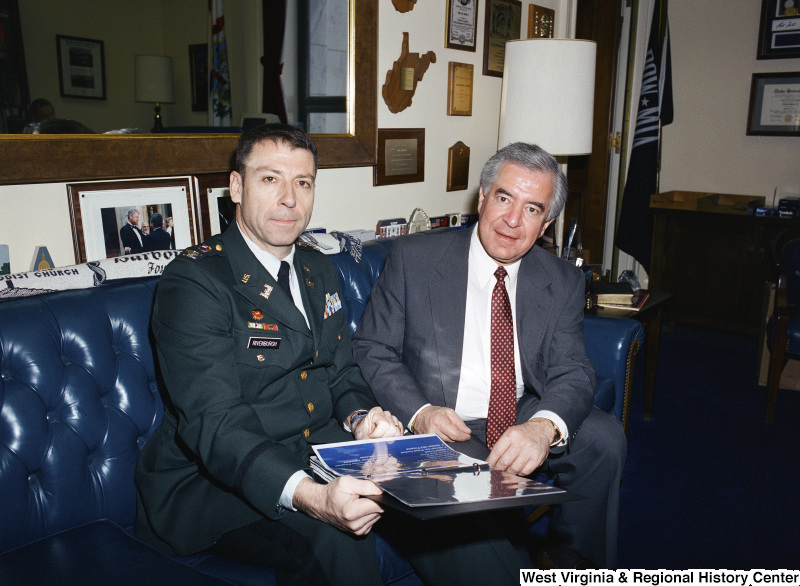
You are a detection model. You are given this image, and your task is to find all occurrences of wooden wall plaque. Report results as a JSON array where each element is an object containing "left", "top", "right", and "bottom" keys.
[{"left": 447, "top": 141, "right": 470, "bottom": 191}]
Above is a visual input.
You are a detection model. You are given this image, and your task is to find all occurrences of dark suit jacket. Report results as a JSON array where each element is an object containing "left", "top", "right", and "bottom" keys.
[
  {"left": 120, "top": 222, "right": 146, "bottom": 254},
  {"left": 135, "top": 224, "right": 376, "bottom": 556},
  {"left": 144, "top": 227, "right": 172, "bottom": 252},
  {"left": 352, "top": 227, "right": 595, "bottom": 448}
]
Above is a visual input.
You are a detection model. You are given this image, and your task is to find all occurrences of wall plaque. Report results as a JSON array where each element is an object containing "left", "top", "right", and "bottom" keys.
[
  {"left": 447, "top": 62, "right": 474, "bottom": 116},
  {"left": 447, "top": 141, "right": 470, "bottom": 191},
  {"left": 375, "top": 128, "right": 426, "bottom": 186}
]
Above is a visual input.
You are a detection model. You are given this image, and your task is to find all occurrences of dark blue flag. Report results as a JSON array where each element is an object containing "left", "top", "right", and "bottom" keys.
[{"left": 615, "top": 0, "right": 672, "bottom": 273}]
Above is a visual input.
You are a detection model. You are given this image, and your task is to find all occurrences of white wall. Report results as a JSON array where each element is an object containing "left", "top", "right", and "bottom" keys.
[
  {"left": 659, "top": 0, "right": 800, "bottom": 202},
  {"left": 311, "top": 0, "right": 570, "bottom": 232},
  {"left": 0, "top": 0, "right": 570, "bottom": 272}
]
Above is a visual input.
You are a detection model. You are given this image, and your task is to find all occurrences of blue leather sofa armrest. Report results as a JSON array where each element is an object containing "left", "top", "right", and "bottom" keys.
[{"left": 583, "top": 315, "right": 645, "bottom": 432}]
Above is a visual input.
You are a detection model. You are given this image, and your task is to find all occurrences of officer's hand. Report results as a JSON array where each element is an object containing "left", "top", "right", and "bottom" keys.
[
  {"left": 486, "top": 418, "right": 554, "bottom": 476},
  {"left": 413, "top": 405, "right": 471, "bottom": 442},
  {"left": 293, "top": 476, "right": 384, "bottom": 535},
  {"left": 353, "top": 406, "right": 404, "bottom": 440}
]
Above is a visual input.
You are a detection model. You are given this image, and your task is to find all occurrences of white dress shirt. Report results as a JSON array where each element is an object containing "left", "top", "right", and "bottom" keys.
[{"left": 410, "top": 228, "right": 567, "bottom": 447}]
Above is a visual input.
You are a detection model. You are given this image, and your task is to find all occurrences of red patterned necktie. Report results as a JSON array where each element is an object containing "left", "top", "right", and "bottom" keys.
[{"left": 486, "top": 266, "right": 517, "bottom": 449}]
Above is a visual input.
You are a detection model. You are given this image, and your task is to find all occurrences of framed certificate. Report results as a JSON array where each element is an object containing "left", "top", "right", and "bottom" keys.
[
  {"left": 746, "top": 72, "right": 800, "bottom": 136},
  {"left": 446, "top": 0, "right": 479, "bottom": 51}
]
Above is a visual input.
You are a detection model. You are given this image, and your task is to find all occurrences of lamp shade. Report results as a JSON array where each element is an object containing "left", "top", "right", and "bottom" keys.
[
  {"left": 134, "top": 55, "right": 175, "bottom": 104},
  {"left": 498, "top": 39, "right": 596, "bottom": 155}
]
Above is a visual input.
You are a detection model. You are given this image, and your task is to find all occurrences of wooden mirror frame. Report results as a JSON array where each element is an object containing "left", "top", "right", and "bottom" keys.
[{"left": 0, "top": 0, "right": 376, "bottom": 186}]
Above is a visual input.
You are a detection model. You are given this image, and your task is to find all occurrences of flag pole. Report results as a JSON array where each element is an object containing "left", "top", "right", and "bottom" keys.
[{"left": 611, "top": 0, "right": 643, "bottom": 282}]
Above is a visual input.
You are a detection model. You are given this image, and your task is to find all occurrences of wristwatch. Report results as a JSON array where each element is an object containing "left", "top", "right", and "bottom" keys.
[
  {"left": 547, "top": 419, "right": 563, "bottom": 446},
  {"left": 345, "top": 409, "right": 369, "bottom": 432}
]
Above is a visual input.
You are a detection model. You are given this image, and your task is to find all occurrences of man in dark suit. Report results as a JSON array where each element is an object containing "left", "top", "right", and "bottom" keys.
[
  {"left": 144, "top": 212, "right": 173, "bottom": 251},
  {"left": 119, "top": 208, "right": 147, "bottom": 254},
  {"left": 135, "top": 124, "right": 522, "bottom": 585},
  {"left": 352, "top": 143, "right": 626, "bottom": 569}
]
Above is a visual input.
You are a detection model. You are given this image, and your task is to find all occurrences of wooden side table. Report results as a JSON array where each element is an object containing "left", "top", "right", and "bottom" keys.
[{"left": 588, "top": 291, "right": 673, "bottom": 420}]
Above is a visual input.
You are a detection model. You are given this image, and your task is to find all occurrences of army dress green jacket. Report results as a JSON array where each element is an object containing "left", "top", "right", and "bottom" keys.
[{"left": 134, "top": 224, "right": 376, "bottom": 556}]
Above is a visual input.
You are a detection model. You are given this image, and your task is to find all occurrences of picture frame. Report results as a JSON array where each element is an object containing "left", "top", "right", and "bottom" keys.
[
  {"left": 189, "top": 43, "right": 209, "bottom": 112},
  {"left": 56, "top": 35, "right": 106, "bottom": 100},
  {"left": 482, "top": 0, "right": 522, "bottom": 77},
  {"left": 746, "top": 72, "right": 800, "bottom": 136},
  {"left": 67, "top": 178, "right": 197, "bottom": 263},
  {"left": 446, "top": 0, "right": 479, "bottom": 52},
  {"left": 374, "top": 128, "right": 426, "bottom": 186},
  {"left": 757, "top": 0, "right": 800, "bottom": 60},
  {"left": 527, "top": 4, "right": 554, "bottom": 38},
  {"left": 194, "top": 172, "right": 234, "bottom": 241},
  {"left": 447, "top": 62, "right": 474, "bottom": 115}
]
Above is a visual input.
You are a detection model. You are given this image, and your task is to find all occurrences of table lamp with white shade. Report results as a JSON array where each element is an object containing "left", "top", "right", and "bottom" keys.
[
  {"left": 498, "top": 39, "right": 597, "bottom": 256},
  {"left": 135, "top": 55, "right": 175, "bottom": 133}
]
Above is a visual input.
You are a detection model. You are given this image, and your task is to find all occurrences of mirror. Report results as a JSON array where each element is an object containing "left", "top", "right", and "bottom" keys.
[{"left": 0, "top": 0, "right": 376, "bottom": 183}]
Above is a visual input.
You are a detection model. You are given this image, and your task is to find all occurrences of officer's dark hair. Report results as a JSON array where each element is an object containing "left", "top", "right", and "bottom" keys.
[
  {"left": 150, "top": 213, "right": 163, "bottom": 229},
  {"left": 234, "top": 123, "right": 318, "bottom": 181}
]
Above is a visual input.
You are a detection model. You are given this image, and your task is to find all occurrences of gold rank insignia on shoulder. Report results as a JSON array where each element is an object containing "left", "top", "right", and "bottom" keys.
[
  {"left": 242, "top": 273, "right": 250, "bottom": 284},
  {"left": 183, "top": 250, "right": 200, "bottom": 259},
  {"left": 260, "top": 284, "right": 274, "bottom": 300}
]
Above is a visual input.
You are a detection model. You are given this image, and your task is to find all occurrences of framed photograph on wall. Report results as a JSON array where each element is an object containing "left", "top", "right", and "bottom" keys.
[
  {"left": 482, "top": 0, "right": 521, "bottom": 77},
  {"left": 374, "top": 128, "right": 425, "bottom": 186},
  {"left": 189, "top": 43, "right": 209, "bottom": 112},
  {"left": 446, "top": 0, "right": 479, "bottom": 51},
  {"left": 747, "top": 72, "right": 800, "bottom": 136},
  {"left": 56, "top": 35, "right": 106, "bottom": 100},
  {"left": 194, "top": 172, "right": 233, "bottom": 241},
  {"left": 67, "top": 178, "right": 197, "bottom": 263},
  {"left": 757, "top": 0, "right": 800, "bottom": 59}
]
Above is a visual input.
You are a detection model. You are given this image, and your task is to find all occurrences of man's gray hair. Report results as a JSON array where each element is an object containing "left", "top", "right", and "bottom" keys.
[
  {"left": 126, "top": 208, "right": 139, "bottom": 219},
  {"left": 479, "top": 143, "right": 568, "bottom": 221}
]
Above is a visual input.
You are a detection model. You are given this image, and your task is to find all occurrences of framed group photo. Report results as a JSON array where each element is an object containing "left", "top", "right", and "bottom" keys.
[
  {"left": 67, "top": 178, "right": 197, "bottom": 263},
  {"left": 56, "top": 35, "right": 106, "bottom": 100}
]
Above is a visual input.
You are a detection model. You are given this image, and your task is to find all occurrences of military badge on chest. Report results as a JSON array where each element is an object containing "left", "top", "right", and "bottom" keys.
[{"left": 324, "top": 292, "right": 342, "bottom": 319}]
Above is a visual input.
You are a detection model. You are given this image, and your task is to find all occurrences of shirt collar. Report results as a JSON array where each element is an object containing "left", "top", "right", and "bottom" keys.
[
  {"left": 469, "top": 226, "right": 521, "bottom": 290},
  {"left": 236, "top": 222, "right": 295, "bottom": 279}
]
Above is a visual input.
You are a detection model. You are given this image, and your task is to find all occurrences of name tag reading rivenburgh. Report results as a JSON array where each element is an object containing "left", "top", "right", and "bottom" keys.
[{"left": 247, "top": 337, "right": 281, "bottom": 349}]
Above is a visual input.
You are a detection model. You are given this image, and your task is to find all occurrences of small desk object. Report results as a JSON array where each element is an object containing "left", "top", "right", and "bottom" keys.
[{"left": 588, "top": 290, "right": 673, "bottom": 420}]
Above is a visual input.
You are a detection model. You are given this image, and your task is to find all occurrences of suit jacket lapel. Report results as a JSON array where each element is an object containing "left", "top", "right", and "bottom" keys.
[
  {"left": 224, "top": 227, "right": 311, "bottom": 337},
  {"left": 516, "top": 248, "right": 553, "bottom": 374},
  {"left": 430, "top": 229, "right": 471, "bottom": 408}
]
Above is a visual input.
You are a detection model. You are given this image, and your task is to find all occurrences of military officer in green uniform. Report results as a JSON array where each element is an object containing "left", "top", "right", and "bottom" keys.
[{"left": 135, "top": 124, "right": 523, "bottom": 585}]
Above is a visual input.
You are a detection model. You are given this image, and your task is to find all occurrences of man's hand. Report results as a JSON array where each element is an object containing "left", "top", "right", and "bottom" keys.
[
  {"left": 486, "top": 418, "right": 556, "bottom": 476},
  {"left": 352, "top": 406, "right": 404, "bottom": 440},
  {"left": 413, "top": 405, "right": 471, "bottom": 442},
  {"left": 292, "top": 476, "right": 384, "bottom": 536}
]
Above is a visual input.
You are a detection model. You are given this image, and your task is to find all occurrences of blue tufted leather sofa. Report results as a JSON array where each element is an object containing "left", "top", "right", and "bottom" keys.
[{"left": 0, "top": 236, "right": 643, "bottom": 584}]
